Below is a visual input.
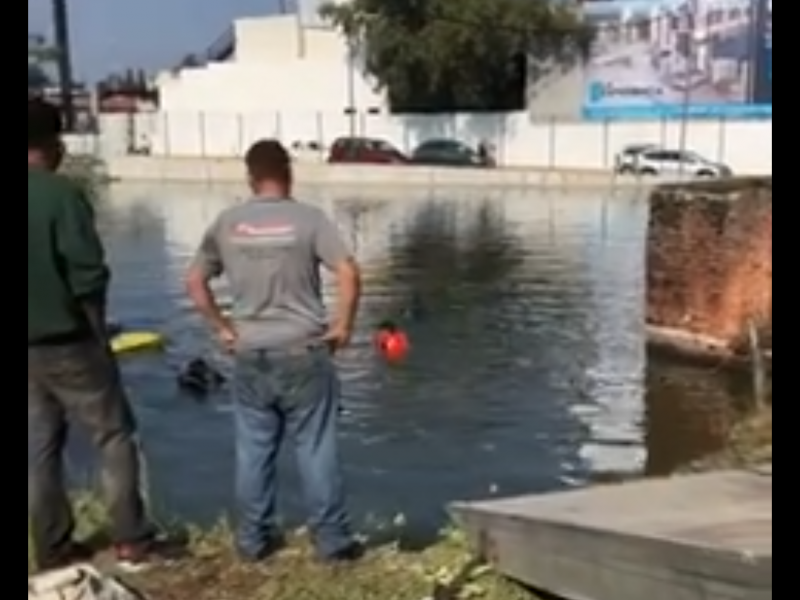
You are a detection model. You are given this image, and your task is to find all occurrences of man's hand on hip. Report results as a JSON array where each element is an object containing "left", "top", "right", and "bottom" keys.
[
  {"left": 215, "top": 321, "right": 238, "bottom": 353},
  {"left": 322, "top": 323, "right": 352, "bottom": 354}
]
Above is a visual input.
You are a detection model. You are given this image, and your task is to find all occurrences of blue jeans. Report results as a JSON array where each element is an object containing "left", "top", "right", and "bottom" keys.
[{"left": 232, "top": 347, "right": 353, "bottom": 560}]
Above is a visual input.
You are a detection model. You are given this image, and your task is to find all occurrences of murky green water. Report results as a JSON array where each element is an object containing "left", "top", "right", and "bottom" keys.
[{"left": 50, "top": 183, "right": 753, "bottom": 529}]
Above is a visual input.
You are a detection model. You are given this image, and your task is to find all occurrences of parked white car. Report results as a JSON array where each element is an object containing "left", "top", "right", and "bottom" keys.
[
  {"left": 630, "top": 149, "right": 733, "bottom": 178},
  {"left": 614, "top": 144, "right": 660, "bottom": 174}
]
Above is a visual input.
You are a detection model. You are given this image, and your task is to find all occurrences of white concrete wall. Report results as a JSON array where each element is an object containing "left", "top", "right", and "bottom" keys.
[
  {"left": 159, "top": 61, "right": 381, "bottom": 113},
  {"left": 110, "top": 111, "right": 771, "bottom": 174},
  {"left": 233, "top": 16, "right": 344, "bottom": 63},
  {"left": 157, "top": 16, "right": 383, "bottom": 115}
]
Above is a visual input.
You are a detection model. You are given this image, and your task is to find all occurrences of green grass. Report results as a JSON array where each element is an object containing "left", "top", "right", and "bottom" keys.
[
  {"left": 29, "top": 408, "right": 772, "bottom": 598},
  {"left": 29, "top": 504, "right": 537, "bottom": 599},
  {"left": 685, "top": 406, "right": 772, "bottom": 473},
  {"left": 137, "top": 529, "right": 536, "bottom": 600}
]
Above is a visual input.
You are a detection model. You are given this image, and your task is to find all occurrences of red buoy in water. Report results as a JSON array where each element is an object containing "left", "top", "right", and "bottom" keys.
[{"left": 375, "top": 322, "right": 410, "bottom": 363}]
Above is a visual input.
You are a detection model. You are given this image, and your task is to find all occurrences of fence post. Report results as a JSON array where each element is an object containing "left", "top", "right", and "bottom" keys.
[
  {"left": 548, "top": 117, "right": 557, "bottom": 169},
  {"left": 162, "top": 112, "right": 171, "bottom": 157},
  {"left": 718, "top": 116, "right": 728, "bottom": 165},
  {"left": 199, "top": 111, "right": 207, "bottom": 158},
  {"left": 236, "top": 113, "right": 244, "bottom": 157},
  {"left": 316, "top": 112, "right": 325, "bottom": 157},
  {"left": 748, "top": 319, "right": 768, "bottom": 411},
  {"left": 275, "top": 111, "right": 284, "bottom": 142},
  {"left": 499, "top": 116, "right": 508, "bottom": 167}
]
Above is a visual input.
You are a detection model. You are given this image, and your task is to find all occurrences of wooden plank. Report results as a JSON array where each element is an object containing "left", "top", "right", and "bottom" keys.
[{"left": 452, "top": 471, "right": 771, "bottom": 600}]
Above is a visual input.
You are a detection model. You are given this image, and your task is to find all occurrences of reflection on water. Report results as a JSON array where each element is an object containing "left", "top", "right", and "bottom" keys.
[
  {"left": 45, "top": 183, "right": 745, "bottom": 529},
  {"left": 645, "top": 350, "right": 761, "bottom": 476}
]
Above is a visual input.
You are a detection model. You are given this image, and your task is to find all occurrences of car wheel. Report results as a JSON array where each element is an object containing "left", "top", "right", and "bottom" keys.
[
  {"left": 697, "top": 170, "right": 717, "bottom": 178},
  {"left": 640, "top": 168, "right": 659, "bottom": 177}
]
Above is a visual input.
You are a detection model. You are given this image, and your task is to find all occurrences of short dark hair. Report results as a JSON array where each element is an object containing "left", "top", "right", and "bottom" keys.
[
  {"left": 245, "top": 140, "right": 292, "bottom": 183},
  {"left": 28, "top": 98, "right": 63, "bottom": 149}
]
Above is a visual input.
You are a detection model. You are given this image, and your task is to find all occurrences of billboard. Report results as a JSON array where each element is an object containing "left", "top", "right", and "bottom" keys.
[{"left": 582, "top": 0, "right": 773, "bottom": 119}]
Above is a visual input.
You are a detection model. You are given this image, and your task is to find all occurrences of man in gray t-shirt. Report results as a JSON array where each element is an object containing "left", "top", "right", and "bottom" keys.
[{"left": 186, "top": 140, "right": 362, "bottom": 563}]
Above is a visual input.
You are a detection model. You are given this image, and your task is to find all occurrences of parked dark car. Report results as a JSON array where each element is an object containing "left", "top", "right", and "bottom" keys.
[
  {"left": 327, "top": 137, "right": 408, "bottom": 165},
  {"left": 410, "top": 139, "right": 493, "bottom": 167}
]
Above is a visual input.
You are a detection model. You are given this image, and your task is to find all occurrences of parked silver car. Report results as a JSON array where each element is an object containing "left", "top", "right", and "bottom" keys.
[
  {"left": 614, "top": 144, "right": 660, "bottom": 173},
  {"left": 631, "top": 149, "right": 733, "bottom": 178}
]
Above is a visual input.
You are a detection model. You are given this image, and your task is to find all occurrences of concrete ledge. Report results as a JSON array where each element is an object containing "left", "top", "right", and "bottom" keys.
[
  {"left": 452, "top": 470, "right": 772, "bottom": 600},
  {"left": 106, "top": 155, "right": 647, "bottom": 190}
]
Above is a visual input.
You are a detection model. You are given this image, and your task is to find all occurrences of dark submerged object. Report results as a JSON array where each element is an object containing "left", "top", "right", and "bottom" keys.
[{"left": 178, "top": 358, "right": 226, "bottom": 395}]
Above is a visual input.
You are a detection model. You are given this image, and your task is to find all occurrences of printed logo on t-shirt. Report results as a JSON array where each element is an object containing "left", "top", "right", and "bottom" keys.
[{"left": 230, "top": 221, "right": 297, "bottom": 245}]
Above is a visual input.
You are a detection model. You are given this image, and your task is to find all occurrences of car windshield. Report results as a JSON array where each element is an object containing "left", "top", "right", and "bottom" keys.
[
  {"left": 370, "top": 140, "right": 396, "bottom": 152},
  {"left": 422, "top": 140, "right": 465, "bottom": 152},
  {"left": 681, "top": 151, "right": 705, "bottom": 163},
  {"left": 625, "top": 144, "right": 655, "bottom": 154}
]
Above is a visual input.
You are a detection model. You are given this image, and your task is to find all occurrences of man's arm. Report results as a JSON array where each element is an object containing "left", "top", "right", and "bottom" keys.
[
  {"left": 54, "top": 184, "right": 111, "bottom": 336},
  {"left": 185, "top": 217, "right": 229, "bottom": 333},
  {"left": 314, "top": 212, "right": 362, "bottom": 335}
]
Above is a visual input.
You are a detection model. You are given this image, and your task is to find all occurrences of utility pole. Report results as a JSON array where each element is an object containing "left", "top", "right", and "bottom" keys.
[
  {"left": 677, "top": 0, "right": 697, "bottom": 175},
  {"left": 347, "top": 40, "right": 358, "bottom": 137},
  {"left": 52, "top": 0, "right": 76, "bottom": 131}
]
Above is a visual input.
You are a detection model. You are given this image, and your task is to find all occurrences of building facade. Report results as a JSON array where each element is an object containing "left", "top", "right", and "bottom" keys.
[
  {"left": 157, "top": 14, "right": 384, "bottom": 114},
  {"left": 143, "top": 8, "right": 770, "bottom": 172}
]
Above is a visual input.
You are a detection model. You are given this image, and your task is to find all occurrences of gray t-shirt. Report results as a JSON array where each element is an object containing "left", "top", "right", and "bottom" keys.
[{"left": 192, "top": 198, "right": 351, "bottom": 351}]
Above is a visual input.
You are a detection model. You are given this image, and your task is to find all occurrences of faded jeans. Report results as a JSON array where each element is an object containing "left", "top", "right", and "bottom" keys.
[
  {"left": 232, "top": 347, "right": 353, "bottom": 560},
  {"left": 28, "top": 338, "right": 152, "bottom": 561}
]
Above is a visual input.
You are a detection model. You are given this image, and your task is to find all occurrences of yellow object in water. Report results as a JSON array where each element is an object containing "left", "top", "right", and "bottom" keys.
[{"left": 111, "top": 331, "right": 165, "bottom": 355}]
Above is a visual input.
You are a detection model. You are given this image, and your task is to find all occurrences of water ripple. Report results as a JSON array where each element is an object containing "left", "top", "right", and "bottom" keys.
[{"left": 80, "top": 184, "right": 651, "bottom": 526}]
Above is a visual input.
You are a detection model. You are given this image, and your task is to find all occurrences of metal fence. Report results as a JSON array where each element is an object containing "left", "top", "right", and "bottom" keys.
[{"left": 94, "top": 111, "right": 772, "bottom": 173}]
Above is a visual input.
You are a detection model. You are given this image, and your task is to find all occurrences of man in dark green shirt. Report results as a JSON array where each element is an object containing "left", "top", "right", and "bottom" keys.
[{"left": 28, "top": 99, "right": 156, "bottom": 571}]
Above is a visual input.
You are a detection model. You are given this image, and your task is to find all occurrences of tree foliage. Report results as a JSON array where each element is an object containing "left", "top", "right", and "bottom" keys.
[
  {"left": 29, "top": 33, "right": 59, "bottom": 62},
  {"left": 28, "top": 64, "right": 51, "bottom": 90},
  {"left": 28, "top": 34, "right": 56, "bottom": 91},
  {"left": 320, "top": 0, "right": 593, "bottom": 112}
]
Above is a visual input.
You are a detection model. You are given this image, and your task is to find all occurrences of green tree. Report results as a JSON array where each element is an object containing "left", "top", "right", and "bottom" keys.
[
  {"left": 28, "top": 64, "right": 51, "bottom": 90},
  {"left": 320, "top": 0, "right": 593, "bottom": 112},
  {"left": 28, "top": 34, "right": 58, "bottom": 62},
  {"left": 28, "top": 34, "right": 57, "bottom": 91}
]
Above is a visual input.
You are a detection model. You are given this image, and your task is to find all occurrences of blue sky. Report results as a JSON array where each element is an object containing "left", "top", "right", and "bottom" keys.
[{"left": 27, "top": 0, "right": 286, "bottom": 79}]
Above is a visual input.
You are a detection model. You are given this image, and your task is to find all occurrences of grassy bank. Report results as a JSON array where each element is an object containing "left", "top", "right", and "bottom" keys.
[
  {"left": 29, "top": 504, "right": 535, "bottom": 599},
  {"left": 135, "top": 530, "right": 534, "bottom": 600},
  {"left": 685, "top": 406, "right": 772, "bottom": 472},
  {"left": 29, "top": 408, "right": 771, "bottom": 598}
]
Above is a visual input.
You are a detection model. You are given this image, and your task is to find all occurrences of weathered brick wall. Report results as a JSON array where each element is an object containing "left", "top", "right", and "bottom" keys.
[{"left": 647, "top": 178, "right": 772, "bottom": 348}]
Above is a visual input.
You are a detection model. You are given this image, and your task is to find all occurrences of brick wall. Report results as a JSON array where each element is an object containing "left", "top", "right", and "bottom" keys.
[{"left": 647, "top": 178, "right": 772, "bottom": 348}]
